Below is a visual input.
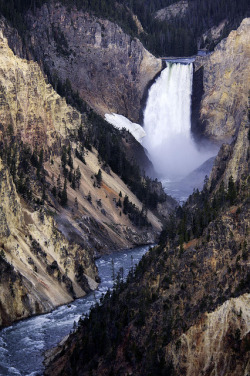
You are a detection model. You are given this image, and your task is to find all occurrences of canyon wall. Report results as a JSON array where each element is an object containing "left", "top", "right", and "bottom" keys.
[
  {"left": 194, "top": 18, "right": 250, "bottom": 141},
  {"left": 0, "top": 156, "right": 98, "bottom": 328},
  {"left": 165, "top": 294, "right": 250, "bottom": 376},
  {"left": 25, "top": 2, "right": 162, "bottom": 123},
  {"left": 155, "top": 0, "right": 189, "bottom": 22},
  {"left": 0, "top": 28, "right": 81, "bottom": 150},
  {"left": 45, "top": 189, "right": 250, "bottom": 375},
  {"left": 44, "top": 19, "right": 250, "bottom": 372},
  {"left": 0, "top": 28, "right": 166, "bottom": 326}
]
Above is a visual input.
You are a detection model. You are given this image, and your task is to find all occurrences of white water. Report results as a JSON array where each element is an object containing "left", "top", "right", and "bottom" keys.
[
  {"left": 0, "top": 245, "right": 151, "bottom": 376},
  {"left": 143, "top": 62, "right": 216, "bottom": 183},
  {"left": 105, "top": 113, "right": 146, "bottom": 143}
]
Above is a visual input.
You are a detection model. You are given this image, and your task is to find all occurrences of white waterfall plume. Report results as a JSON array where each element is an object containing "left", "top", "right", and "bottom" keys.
[{"left": 143, "top": 62, "right": 215, "bottom": 180}]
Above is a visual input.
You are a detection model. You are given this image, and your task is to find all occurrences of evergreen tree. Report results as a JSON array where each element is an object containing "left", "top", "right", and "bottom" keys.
[
  {"left": 67, "top": 146, "right": 73, "bottom": 169},
  {"left": 76, "top": 166, "right": 81, "bottom": 189},
  {"left": 71, "top": 171, "right": 76, "bottom": 190},
  {"left": 123, "top": 195, "right": 129, "bottom": 215},
  {"left": 227, "top": 176, "right": 237, "bottom": 205},
  {"left": 87, "top": 191, "right": 92, "bottom": 203},
  {"left": 52, "top": 186, "right": 57, "bottom": 197},
  {"left": 61, "top": 146, "right": 67, "bottom": 170},
  {"left": 57, "top": 175, "right": 62, "bottom": 198},
  {"left": 74, "top": 196, "right": 78, "bottom": 209},
  {"left": 61, "top": 178, "right": 68, "bottom": 206},
  {"left": 96, "top": 169, "right": 102, "bottom": 186}
]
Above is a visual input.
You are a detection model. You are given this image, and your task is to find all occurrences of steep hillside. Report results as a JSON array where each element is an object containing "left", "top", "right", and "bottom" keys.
[
  {"left": 0, "top": 30, "right": 172, "bottom": 327},
  {"left": 151, "top": 0, "right": 249, "bottom": 54},
  {"left": 44, "top": 119, "right": 250, "bottom": 374},
  {"left": 45, "top": 122, "right": 250, "bottom": 376},
  {"left": 24, "top": 2, "right": 162, "bottom": 123},
  {"left": 155, "top": 0, "right": 189, "bottom": 22},
  {"left": 0, "top": 29, "right": 81, "bottom": 149},
  {"left": 0, "top": 30, "right": 99, "bottom": 327},
  {"left": 0, "top": 0, "right": 249, "bottom": 60},
  {"left": 0, "top": 155, "right": 98, "bottom": 328},
  {"left": 193, "top": 18, "right": 250, "bottom": 142},
  {"left": 44, "top": 23, "right": 250, "bottom": 373}
]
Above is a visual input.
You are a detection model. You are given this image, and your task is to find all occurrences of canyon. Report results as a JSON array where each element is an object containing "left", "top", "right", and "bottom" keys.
[
  {"left": 195, "top": 18, "right": 250, "bottom": 141},
  {"left": 0, "top": 2, "right": 249, "bottom": 375},
  {"left": 44, "top": 18, "right": 250, "bottom": 376},
  {"left": 0, "top": 27, "right": 169, "bottom": 327},
  {"left": 24, "top": 2, "right": 162, "bottom": 123}
]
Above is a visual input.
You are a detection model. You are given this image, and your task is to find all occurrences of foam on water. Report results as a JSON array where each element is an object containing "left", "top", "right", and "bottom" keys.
[
  {"left": 143, "top": 62, "right": 218, "bottom": 199},
  {"left": 105, "top": 113, "right": 146, "bottom": 143},
  {"left": 0, "top": 245, "right": 151, "bottom": 375}
]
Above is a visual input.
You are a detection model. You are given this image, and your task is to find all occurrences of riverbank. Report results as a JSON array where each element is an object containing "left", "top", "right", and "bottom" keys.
[{"left": 0, "top": 245, "right": 152, "bottom": 376}]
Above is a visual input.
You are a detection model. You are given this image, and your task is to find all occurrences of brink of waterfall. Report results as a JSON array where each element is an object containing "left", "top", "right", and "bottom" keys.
[{"left": 143, "top": 62, "right": 216, "bottom": 182}]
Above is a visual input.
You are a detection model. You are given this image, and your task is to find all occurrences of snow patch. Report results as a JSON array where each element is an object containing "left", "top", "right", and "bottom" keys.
[{"left": 105, "top": 113, "right": 146, "bottom": 143}]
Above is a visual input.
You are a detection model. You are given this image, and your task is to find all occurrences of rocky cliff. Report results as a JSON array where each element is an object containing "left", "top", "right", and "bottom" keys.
[
  {"left": 0, "top": 27, "right": 169, "bottom": 327},
  {"left": 194, "top": 18, "right": 250, "bottom": 142},
  {"left": 24, "top": 2, "right": 162, "bottom": 123},
  {"left": 0, "top": 156, "right": 98, "bottom": 328},
  {"left": 208, "top": 117, "right": 249, "bottom": 191},
  {"left": 45, "top": 189, "right": 250, "bottom": 375},
  {"left": 154, "top": 0, "right": 189, "bottom": 22},
  {"left": 44, "top": 22, "right": 250, "bottom": 370},
  {"left": 165, "top": 294, "right": 250, "bottom": 376},
  {"left": 0, "top": 28, "right": 81, "bottom": 150}
]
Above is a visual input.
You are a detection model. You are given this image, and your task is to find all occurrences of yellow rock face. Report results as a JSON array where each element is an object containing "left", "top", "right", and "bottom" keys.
[
  {"left": 0, "top": 32, "right": 101, "bottom": 328},
  {"left": 198, "top": 18, "right": 250, "bottom": 141},
  {"left": 0, "top": 30, "right": 163, "bottom": 327},
  {"left": 165, "top": 294, "right": 250, "bottom": 376},
  {"left": 0, "top": 155, "right": 98, "bottom": 328},
  {"left": 0, "top": 158, "right": 23, "bottom": 239},
  {"left": 0, "top": 30, "right": 81, "bottom": 148}
]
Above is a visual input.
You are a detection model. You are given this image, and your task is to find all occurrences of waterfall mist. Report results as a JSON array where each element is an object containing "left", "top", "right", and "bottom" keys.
[{"left": 143, "top": 62, "right": 217, "bottom": 181}]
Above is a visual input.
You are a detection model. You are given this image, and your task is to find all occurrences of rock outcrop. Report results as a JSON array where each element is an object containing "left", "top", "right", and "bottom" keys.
[
  {"left": 154, "top": 0, "right": 189, "bottom": 22},
  {"left": 0, "top": 17, "right": 26, "bottom": 59},
  {"left": 44, "top": 43, "right": 250, "bottom": 373},
  {"left": 0, "top": 24, "right": 168, "bottom": 256},
  {"left": 44, "top": 195, "right": 250, "bottom": 375},
  {"left": 0, "top": 29, "right": 81, "bottom": 150},
  {"left": 25, "top": 2, "right": 162, "bottom": 123},
  {"left": 0, "top": 157, "right": 98, "bottom": 328},
  {"left": 165, "top": 294, "right": 250, "bottom": 376},
  {"left": 198, "top": 19, "right": 228, "bottom": 50},
  {"left": 0, "top": 28, "right": 168, "bottom": 327},
  {"left": 208, "top": 117, "right": 249, "bottom": 190},
  {"left": 194, "top": 18, "right": 250, "bottom": 141}
]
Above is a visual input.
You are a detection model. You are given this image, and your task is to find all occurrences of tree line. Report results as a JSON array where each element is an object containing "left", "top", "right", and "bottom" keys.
[{"left": 0, "top": 0, "right": 249, "bottom": 57}]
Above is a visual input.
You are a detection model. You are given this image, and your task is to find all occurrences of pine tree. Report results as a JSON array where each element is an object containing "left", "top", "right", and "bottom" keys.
[
  {"left": 123, "top": 195, "right": 129, "bottom": 215},
  {"left": 227, "top": 176, "right": 237, "bottom": 205},
  {"left": 52, "top": 186, "right": 57, "bottom": 197},
  {"left": 61, "top": 178, "right": 68, "bottom": 206},
  {"left": 74, "top": 197, "right": 78, "bottom": 209},
  {"left": 96, "top": 169, "right": 102, "bottom": 186},
  {"left": 61, "top": 146, "right": 67, "bottom": 170},
  {"left": 57, "top": 175, "right": 62, "bottom": 197},
  {"left": 75, "top": 166, "right": 81, "bottom": 188},
  {"left": 67, "top": 147, "right": 73, "bottom": 169},
  {"left": 71, "top": 171, "right": 76, "bottom": 190},
  {"left": 87, "top": 191, "right": 92, "bottom": 203}
]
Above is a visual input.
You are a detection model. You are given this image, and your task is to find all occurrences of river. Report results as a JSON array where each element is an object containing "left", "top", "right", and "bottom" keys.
[{"left": 0, "top": 245, "right": 151, "bottom": 376}]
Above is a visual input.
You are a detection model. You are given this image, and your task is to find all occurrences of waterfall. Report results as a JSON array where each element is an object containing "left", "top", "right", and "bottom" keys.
[{"left": 143, "top": 62, "right": 214, "bottom": 180}]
